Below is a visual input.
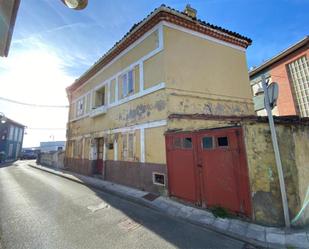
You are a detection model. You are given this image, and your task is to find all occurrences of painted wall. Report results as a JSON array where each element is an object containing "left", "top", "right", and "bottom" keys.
[
  {"left": 243, "top": 122, "right": 309, "bottom": 227},
  {"left": 65, "top": 22, "right": 255, "bottom": 194},
  {"left": 167, "top": 117, "right": 309, "bottom": 227},
  {"left": 72, "top": 29, "right": 160, "bottom": 98},
  {"left": 163, "top": 26, "right": 254, "bottom": 107}
]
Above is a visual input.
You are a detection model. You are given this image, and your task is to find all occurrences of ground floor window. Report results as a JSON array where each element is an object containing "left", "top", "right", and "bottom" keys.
[{"left": 122, "top": 133, "right": 134, "bottom": 161}]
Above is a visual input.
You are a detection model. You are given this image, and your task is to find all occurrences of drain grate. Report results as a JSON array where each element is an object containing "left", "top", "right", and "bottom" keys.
[
  {"left": 118, "top": 218, "right": 141, "bottom": 231},
  {"left": 142, "top": 193, "right": 159, "bottom": 201}
]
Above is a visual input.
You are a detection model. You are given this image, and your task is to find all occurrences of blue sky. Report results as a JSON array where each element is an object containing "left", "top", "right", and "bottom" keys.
[{"left": 0, "top": 0, "right": 308, "bottom": 146}]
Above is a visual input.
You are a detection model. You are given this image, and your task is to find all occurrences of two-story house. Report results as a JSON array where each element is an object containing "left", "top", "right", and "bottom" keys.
[{"left": 66, "top": 4, "right": 255, "bottom": 216}]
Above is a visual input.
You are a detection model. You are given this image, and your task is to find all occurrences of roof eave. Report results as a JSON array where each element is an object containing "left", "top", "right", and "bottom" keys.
[
  {"left": 249, "top": 36, "right": 309, "bottom": 77},
  {"left": 67, "top": 5, "right": 252, "bottom": 93}
]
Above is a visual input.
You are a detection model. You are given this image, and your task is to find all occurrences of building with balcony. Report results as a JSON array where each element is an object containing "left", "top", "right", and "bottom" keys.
[
  {"left": 65, "top": 4, "right": 254, "bottom": 194},
  {"left": 249, "top": 36, "right": 309, "bottom": 117}
]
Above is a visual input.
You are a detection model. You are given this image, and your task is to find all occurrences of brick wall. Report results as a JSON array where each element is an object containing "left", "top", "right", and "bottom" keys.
[{"left": 270, "top": 46, "right": 309, "bottom": 116}]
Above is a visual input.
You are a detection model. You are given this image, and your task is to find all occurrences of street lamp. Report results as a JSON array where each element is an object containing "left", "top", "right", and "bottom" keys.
[
  {"left": 0, "top": 112, "right": 7, "bottom": 124},
  {"left": 61, "top": 0, "right": 88, "bottom": 10}
]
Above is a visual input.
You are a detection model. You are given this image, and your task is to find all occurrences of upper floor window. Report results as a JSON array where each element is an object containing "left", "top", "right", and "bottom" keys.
[
  {"left": 94, "top": 86, "right": 106, "bottom": 107},
  {"left": 14, "top": 127, "right": 18, "bottom": 141},
  {"left": 121, "top": 70, "right": 134, "bottom": 98},
  {"left": 8, "top": 126, "right": 14, "bottom": 140},
  {"left": 18, "top": 128, "right": 23, "bottom": 142},
  {"left": 76, "top": 98, "right": 84, "bottom": 117}
]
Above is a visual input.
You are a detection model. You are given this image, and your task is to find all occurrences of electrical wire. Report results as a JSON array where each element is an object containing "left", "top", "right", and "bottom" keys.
[{"left": 0, "top": 96, "right": 69, "bottom": 108}]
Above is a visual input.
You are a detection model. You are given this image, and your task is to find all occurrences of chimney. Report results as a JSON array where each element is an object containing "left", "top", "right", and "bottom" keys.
[{"left": 184, "top": 4, "right": 197, "bottom": 19}]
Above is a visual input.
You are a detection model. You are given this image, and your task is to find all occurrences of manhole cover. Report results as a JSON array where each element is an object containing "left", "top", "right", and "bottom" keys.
[
  {"left": 87, "top": 202, "right": 109, "bottom": 212},
  {"left": 142, "top": 193, "right": 159, "bottom": 201},
  {"left": 118, "top": 218, "right": 141, "bottom": 231}
]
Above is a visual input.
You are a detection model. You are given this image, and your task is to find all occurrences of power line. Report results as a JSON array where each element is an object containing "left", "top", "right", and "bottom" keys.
[{"left": 0, "top": 96, "right": 69, "bottom": 108}]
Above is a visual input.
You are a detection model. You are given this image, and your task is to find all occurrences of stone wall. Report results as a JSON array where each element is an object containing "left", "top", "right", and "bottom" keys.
[
  {"left": 39, "top": 151, "right": 65, "bottom": 169},
  {"left": 243, "top": 122, "right": 309, "bottom": 227}
]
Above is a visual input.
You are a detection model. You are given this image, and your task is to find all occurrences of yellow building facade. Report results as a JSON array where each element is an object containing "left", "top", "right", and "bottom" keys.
[{"left": 65, "top": 5, "right": 253, "bottom": 194}]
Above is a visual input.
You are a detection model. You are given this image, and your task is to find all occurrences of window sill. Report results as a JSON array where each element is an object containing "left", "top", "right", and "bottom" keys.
[{"left": 90, "top": 105, "right": 107, "bottom": 118}]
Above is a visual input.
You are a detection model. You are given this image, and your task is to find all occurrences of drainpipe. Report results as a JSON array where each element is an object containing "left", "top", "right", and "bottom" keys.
[{"left": 261, "top": 74, "right": 290, "bottom": 228}]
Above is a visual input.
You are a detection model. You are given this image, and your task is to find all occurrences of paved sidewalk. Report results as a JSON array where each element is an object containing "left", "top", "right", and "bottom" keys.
[{"left": 28, "top": 162, "right": 309, "bottom": 249}]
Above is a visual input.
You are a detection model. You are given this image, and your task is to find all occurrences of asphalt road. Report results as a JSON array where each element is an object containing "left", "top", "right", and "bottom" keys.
[{"left": 0, "top": 161, "right": 253, "bottom": 249}]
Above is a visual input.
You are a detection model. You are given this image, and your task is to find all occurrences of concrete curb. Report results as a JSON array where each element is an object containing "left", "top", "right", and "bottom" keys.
[{"left": 27, "top": 163, "right": 309, "bottom": 249}]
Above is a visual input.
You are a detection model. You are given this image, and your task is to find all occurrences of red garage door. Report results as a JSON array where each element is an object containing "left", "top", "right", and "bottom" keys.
[
  {"left": 165, "top": 127, "right": 251, "bottom": 217},
  {"left": 165, "top": 132, "right": 198, "bottom": 203}
]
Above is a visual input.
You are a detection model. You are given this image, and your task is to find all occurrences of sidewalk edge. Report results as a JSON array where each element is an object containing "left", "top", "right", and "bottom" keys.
[{"left": 27, "top": 163, "right": 308, "bottom": 249}]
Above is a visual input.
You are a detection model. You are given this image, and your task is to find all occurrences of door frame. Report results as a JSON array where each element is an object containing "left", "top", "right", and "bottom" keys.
[{"left": 96, "top": 137, "right": 104, "bottom": 174}]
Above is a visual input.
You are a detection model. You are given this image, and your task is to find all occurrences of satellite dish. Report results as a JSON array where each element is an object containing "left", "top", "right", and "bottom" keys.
[
  {"left": 61, "top": 0, "right": 88, "bottom": 10},
  {"left": 265, "top": 82, "right": 279, "bottom": 109}
]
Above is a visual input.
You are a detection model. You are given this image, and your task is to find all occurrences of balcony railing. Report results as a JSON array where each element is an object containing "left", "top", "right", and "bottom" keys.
[{"left": 89, "top": 105, "right": 107, "bottom": 118}]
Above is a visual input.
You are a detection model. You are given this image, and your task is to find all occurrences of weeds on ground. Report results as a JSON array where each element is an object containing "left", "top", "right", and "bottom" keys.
[{"left": 210, "top": 206, "right": 230, "bottom": 218}]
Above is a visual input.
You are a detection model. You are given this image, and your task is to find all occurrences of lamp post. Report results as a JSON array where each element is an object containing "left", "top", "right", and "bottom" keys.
[
  {"left": 61, "top": 0, "right": 88, "bottom": 10},
  {"left": 0, "top": 112, "right": 7, "bottom": 124}
]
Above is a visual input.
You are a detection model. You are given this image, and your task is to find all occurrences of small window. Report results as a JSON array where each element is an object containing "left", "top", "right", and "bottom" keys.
[
  {"left": 122, "top": 133, "right": 134, "bottom": 160},
  {"left": 183, "top": 137, "right": 192, "bottom": 149},
  {"left": 121, "top": 70, "right": 134, "bottom": 98},
  {"left": 94, "top": 86, "right": 105, "bottom": 107},
  {"left": 76, "top": 98, "right": 84, "bottom": 117},
  {"left": 153, "top": 172, "right": 165, "bottom": 186},
  {"left": 108, "top": 143, "right": 114, "bottom": 150},
  {"left": 217, "top": 136, "right": 228, "bottom": 147},
  {"left": 173, "top": 137, "right": 181, "bottom": 148},
  {"left": 202, "top": 137, "right": 213, "bottom": 149},
  {"left": 128, "top": 133, "right": 134, "bottom": 159}
]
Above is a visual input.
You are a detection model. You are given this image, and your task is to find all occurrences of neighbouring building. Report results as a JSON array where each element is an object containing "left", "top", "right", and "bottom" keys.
[
  {"left": 0, "top": 117, "right": 25, "bottom": 162},
  {"left": 65, "top": 5, "right": 309, "bottom": 227},
  {"left": 249, "top": 36, "right": 309, "bottom": 117},
  {"left": 0, "top": 0, "right": 20, "bottom": 57},
  {"left": 40, "top": 141, "right": 65, "bottom": 153}
]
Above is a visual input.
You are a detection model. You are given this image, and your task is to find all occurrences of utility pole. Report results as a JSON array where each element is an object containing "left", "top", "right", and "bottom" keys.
[{"left": 261, "top": 74, "right": 290, "bottom": 227}]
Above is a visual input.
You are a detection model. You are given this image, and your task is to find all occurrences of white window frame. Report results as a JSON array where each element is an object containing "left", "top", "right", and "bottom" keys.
[
  {"left": 9, "top": 126, "right": 14, "bottom": 141},
  {"left": 121, "top": 69, "right": 134, "bottom": 98},
  {"left": 14, "top": 127, "right": 19, "bottom": 141},
  {"left": 152, "top": 172, "right": 166, "bottom": 186},
  {"left": 122, "top": 132, "right": 135, "bottom": 161},
  {"left": 18, "top": 128, "right": 23, "bottom": 142},
  {"left": 94, "top": 85, "right": 106, "bottom": 108},
  {"left": 76, "top": 98, "right": 84, "bottom": 117}
]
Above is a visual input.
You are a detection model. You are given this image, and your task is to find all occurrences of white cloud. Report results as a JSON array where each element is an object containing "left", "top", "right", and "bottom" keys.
[{"left": 0, "top": 38, "right": 75, "bottom": 147}]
